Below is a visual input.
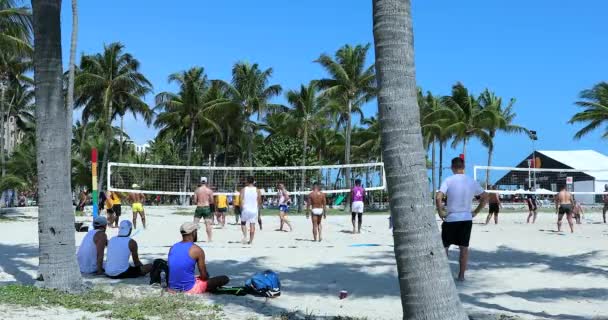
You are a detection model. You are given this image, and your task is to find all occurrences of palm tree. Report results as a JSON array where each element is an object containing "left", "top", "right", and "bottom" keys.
[
  {"left": 0, "top": 0, "right": 32, "bottom": 56},
  {"left": 2, "top": 81, "right": 34, "bottom": 176},
  {"left": 32, "top": 0, "right": 82, "bottom": 291},
  {"left": 569, "top": 82, "right": 608, "bottom": 139},
  {"left": 372, "top": 0, "right": 468, "bottom": 318},
  {"left": 420, "top": 92, "right": 451, "bottom": 192},
  {"left": 65, "top": 0, "right": 77, "bottom": 158},
  {"left": 432, "top": 82, "right": 493, "bottom": 161},
  {"left": 316, "top": 44, "right": 375, "bottom": 199},
  {"left": 478, "top": 89, "right": 528, "bottom": 187},
  {"left": 285, "top": 81, "right": 327, "bottom": 208},
  {"left": 222, "top": 62, "right": 282, "bottom": 166},
  {"left": 75, "top": 42, "right": 152, "bottom": 191},
  {"left": 155, "top": 68, "right": 233, "bottom": 201}
]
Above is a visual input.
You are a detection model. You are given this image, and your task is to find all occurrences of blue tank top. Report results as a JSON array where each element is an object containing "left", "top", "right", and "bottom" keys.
[{"left": 168, "top": 242, "right": 196, "bottom": 291}]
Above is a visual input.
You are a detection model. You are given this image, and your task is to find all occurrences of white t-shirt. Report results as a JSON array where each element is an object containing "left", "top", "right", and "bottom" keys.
[{"left": 439, "top": 174, "right": 484, "bottom": 222}]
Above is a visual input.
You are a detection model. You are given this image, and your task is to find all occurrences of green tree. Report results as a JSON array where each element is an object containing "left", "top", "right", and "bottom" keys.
[
  {"left": 1, "top": 81, "right": 34, "bottom": 176},
  {"left": 32, "top": 0, "right": 82, "bottom": 291},
  {"left": 222, "top": 62, "right": 282, "bottom": 166},
  {"left": 372, "top": 0, "right": 468, "bottom": 318},
  {"left": 569, "top": 82, "right": 608, "bottom": 139},
  {"left": 478, "top": 89, "right": 527, "bottom": 187},
  {"left": 155, "top": 68, "right": 232, "bottom": 199},
  {"left": 0, "top": 0, "right": 32, "bottom": 56},
  {"left": 316, "top": 44, "right": 375, "bottom": 198},
  {"left": 75, "top": 42, "right": 152, "bottom": 191}
]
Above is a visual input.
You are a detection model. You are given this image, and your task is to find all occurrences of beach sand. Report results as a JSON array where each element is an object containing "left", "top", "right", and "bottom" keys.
[{"left": 1, "top": 206, "right": 607, "bottom": 319}]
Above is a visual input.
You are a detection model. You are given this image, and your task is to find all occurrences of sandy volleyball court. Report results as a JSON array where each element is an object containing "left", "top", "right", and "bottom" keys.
[{"left": 1, "top": 207, "right": 608, "bottom": 319}]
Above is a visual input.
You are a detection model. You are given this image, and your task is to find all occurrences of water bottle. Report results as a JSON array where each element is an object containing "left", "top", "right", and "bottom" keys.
[{"left": 160, "top": 271, "right": 167, "bottom": 288}]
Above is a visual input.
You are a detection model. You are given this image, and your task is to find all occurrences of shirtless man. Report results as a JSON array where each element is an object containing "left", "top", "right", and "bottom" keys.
[
  {"left": 276, "top": 183, "right": 293, "bottom": 232},
  {"left": 573, "top": 200, "right": 584, "bottom": 225},
  {"left": 193, "top": 177, "right": 215, "bottom": 242},
  {"left": 602, "top": 184, "right": 608, "bottom": 223},
  {"left": 306, "top": 183, "right": 327, "bottom": 242},
  {"left": 485, "top": 185, "right": 501, "bottom": 225},
  {"left": 525, "top": 188, "right": 538, "bottom": 224},
  {"left": 128, "top": 185, "right": 146, "bottom": 229},
  {"left": 555, "top": 185, "right": 574, "bottom": 233}
]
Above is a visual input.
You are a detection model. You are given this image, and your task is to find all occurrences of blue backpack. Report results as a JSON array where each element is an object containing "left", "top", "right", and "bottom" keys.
[{"left": 245, "top": 270, "right": 281, "bottom": 298}]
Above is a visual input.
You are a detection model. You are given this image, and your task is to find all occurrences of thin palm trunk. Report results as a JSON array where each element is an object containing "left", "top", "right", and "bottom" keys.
[
  {"left": 79, "top": 119, "right": 87, "bottom": 153},
  {"left": 372, "top": 0, "right": 467, "bottom": 318},
  {"left": 182, "top": 123, "right": 195, "bottom": 205},
  {"left": 119, "top": 115, "right": 124, "bottom": 161},
  {"left": 344, "top": 101, "right": 352, "bottom": 210},
  {"left": 67, "top": 0, "right": 77, "bottom": 160},
  {"left": 299, "top": 123, "right": 308, "bottom": 212},
  {"left": 222, "top": 130, "right": 230, "bottom": 186},
  {"left": 438, "top": 141, "right": 444, "bottom": 187},
  {"left": 485, "top": 132, "right": 495, "bottom": 188},
  {"left": 97, "top": 95, "right": 112, "bottom": 192},
  {"left": 0, "top": 83, "right": 6, "bottom": 177},
  {"left": 431, "top": 138, "right": 436, "bottom": 197},
  {"left": 32, "top": 0, "right": 83, "bottom": 291},
  {"left": 462, "top": 137, "right": 467, "bottom": 162}
]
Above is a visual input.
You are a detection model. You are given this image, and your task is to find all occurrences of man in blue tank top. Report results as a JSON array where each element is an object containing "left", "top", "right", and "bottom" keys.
[{"left": 168, "top": 222, "right": 230, "bottom": 294}]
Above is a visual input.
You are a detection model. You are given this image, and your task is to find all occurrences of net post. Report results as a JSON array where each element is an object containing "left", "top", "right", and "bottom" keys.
[{"left": 91, "top": 148, "right": 98, "bottom": 218}]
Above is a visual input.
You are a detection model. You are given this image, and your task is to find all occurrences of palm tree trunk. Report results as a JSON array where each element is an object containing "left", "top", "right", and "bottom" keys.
[
  {"left": 66, "top": 0, "right": 77, "bottom": 161},
  {"left": 485, "top": 133, "right": 495, "bottom": 188},
  {"left": 462, "top": 137, "right": 467, "bottom": 162},
  {"left": 119, "top": 115, "right": 124, "bottom": 161},
  {"left": 438, "top": 141, "right": 444, "bottom": 187},
  {"left": 299, "top": 124, "right": 308, "bottom": 212},
  {"left": 182, "top": 124, "right": 195, "bottom": 205},
  {"left": 344, "top": 101, "right": 352, "bottom": 211},
  {"left": 97, "top": 94, "right": 113, "bottom": 192},
  {"left": 372, "top": 1, "right": 467, "bottom": 318},
  {"left": 79, "top": 119, "right": 87, "bottom": 154},
  {"left": 32, "top": 0, "right": 83, "bottom": 291},
  {"left": 431, "top": 138, "right": 436, "bottom": 198},
  {"left": 0, "top": 83, "right": 6, "bottom": 177},
  {"left": 222, "top": 130, "right": 230, "bottom": 186}
]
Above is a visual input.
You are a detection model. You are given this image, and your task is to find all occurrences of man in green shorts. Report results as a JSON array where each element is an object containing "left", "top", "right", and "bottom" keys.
[{"left": 193, "top": 177, "right": 215, "bottom": 242}]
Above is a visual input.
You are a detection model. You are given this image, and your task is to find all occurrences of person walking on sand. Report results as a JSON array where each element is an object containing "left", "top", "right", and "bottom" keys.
[
  {"left": 602, "top": 184, "right": 608, "bottom": 223},
  {"left": 277, "top": 183, "right": 293, "bottom": 232},
  {"left": 128, "top": 185, "right": 146, "bottom": 229},
  {"left": 485, "top": 185, "right": 501, "bottom": 225},
  {"left": 109, "top": 191, "right": 122, "bottom": 228},
  {"left": 168, "top": 222, "right": 230, "bottom": 294},
  {"left": 306, "top": 183, "right": 327, "bottom": 242},
  {"left": 193, "top": 177, "right": 215, "bottom": 242},
  {"left": 573, "top": 199, "right": 584, "bottom": 225},
  {"left": 215, "top": 192, "right": 228, "bottom": 228},
  {"left": 351, "top": 179, "right": 365, "bottom": 234},
  {"left": 232, "top": 188, "right": 241, "bottom": 224},
  {"left": 526, "top": 188, "right": 538, "bottom": 224},
  {"left": 436, "top": 157, "right": 487, "bottom": 281},
  {"left": 556, "top": 185, "right": 574, "bottom": 233},
  {"left": 240, "top": 176, "right": 261, "bottom": 245}
]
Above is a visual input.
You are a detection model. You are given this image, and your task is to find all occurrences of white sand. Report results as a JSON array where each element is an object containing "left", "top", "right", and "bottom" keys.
[{"left": 1, "top": 207, "right": 608, "bottom": 320}]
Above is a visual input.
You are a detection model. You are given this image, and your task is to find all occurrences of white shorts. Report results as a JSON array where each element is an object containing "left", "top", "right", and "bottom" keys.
[
  {"left": 241, "top": 210, "right": 258, "bottom": 225},
  {"left": 352, "top": 201, "right": 364, "bottom": 214},
  {"left": 312, "top": 208, "right": 323, "bottom": 215}
]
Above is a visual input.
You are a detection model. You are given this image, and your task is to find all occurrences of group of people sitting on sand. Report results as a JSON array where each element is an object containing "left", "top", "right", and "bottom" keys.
[{"left": 76, "top": 216, "right": 230, "bottom": 294}]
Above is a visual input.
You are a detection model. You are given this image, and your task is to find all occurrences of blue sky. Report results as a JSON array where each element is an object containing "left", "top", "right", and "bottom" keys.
[{"left": 59, "top": 0, "right": 608, "bottom": 171}]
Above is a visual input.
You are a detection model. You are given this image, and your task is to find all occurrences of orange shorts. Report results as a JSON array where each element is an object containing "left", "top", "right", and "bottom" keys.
[{"left": 185, "top": 276, "right": 208, "bottom": 294}]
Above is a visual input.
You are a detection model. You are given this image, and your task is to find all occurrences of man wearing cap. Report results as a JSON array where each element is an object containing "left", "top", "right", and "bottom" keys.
[
  {"left": 168, "top": 222, "right": 230, "bottom": 294},
  {"left": 128, "top": 184, "right": 146, "bottom": 229},
  {"left": 104, "top": 220, "right": 153, "bottom": 279},
  {"left": 602, "top": 184, "right": 608, "bottom": 224},
  {"left": 77, "top": 216, "right": 108, "bottom": 275},
  {"left": 193, "top": 177, "right": 215, "bottom": 242}
]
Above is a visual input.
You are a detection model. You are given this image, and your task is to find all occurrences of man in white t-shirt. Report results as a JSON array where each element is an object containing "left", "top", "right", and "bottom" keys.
[{"left": 435, "top": 157, "right": 487, "bottom": 281}]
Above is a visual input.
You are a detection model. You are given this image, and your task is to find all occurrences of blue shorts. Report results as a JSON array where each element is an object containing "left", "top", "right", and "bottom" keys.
[{"left": 279, "top": 204, "right": 289, "bottom": 213}]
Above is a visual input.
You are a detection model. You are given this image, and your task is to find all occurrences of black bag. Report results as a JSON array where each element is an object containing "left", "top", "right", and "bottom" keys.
[{"left": 149, "top": 259, "right": 169, "bottom": 287}]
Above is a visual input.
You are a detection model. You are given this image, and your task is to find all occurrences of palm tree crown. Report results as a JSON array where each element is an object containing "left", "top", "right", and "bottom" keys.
[{"left": 569, "top": 82, "right": 608, "bottom": 139}]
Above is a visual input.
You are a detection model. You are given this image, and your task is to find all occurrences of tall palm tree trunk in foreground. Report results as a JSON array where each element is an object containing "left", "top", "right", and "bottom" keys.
[
  {"left": 372, "top": 0, "right": 467, "bottom": 319},
  {"left": 33, "top": 0, "right": 83, "bottom": 291}
]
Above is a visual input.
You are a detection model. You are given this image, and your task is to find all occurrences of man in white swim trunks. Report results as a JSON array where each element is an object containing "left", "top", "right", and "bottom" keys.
[
  {"left": 306, "top": 183, "right": 327, "bottom": 242},
  {"left": 239, "top": 176, "right": 261, "bottom": 245}
]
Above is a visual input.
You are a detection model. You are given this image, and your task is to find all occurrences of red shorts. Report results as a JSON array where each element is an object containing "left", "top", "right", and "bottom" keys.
[{"left": 185, "top": 276, "right": 208, "bottom": 294}]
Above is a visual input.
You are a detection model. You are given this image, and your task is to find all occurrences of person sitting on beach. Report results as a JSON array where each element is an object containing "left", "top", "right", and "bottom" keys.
[
  {"left": 77, "top": 216, "right": 108, "bottom": 275},
  {"left": 168, "top": 222, "right": 230, "bottom": 294},
  {"left": 104, "top": 220, "right": 152, "bottom": 279},
  {"left": 573, "top": 200, "right": 584, "bottom": 225}
]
